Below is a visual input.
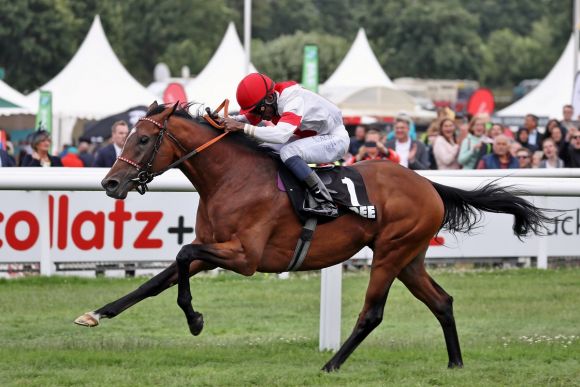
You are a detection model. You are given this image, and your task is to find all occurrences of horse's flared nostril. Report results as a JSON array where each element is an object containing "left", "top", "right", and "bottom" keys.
[{"left": 102, "top": 178, "right": 120, "bottom": 192}]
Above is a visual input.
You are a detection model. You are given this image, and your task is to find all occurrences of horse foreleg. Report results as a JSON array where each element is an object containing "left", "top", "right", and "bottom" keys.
[
  {"left": 74, "top": 260, "right": 215, "bottom": 327},
  {"left": 175, "top": 237, "right": 252, "bottom": 336},
  {"left": 398, "top": 249, "right": 463, "bottom": 368},
  {"left": 322, "top": 261, "right": 397, "bottom": 372}
]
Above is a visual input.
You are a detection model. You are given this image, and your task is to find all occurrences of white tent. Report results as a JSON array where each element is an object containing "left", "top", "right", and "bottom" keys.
[
  {"left": 185, "top": 22, "right": 257, "bottom": 112},
  {"left": 0, "top": 80, "right": 34, "bottom": 116},
  {"left": 25, "top": 15, "right": 156, "bottom": 147},
  {"left": 320, "top": 28, "right": 419, "bottom": 120},
  {"left": 323, "top": 28, "right": 395, "bottom": 90},
  {"left": 497, "top": 35, "right": 578, "bottom": 119}
]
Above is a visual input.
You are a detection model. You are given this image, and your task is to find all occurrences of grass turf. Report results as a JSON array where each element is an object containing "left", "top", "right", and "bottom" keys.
[{"left": 0, "top": 269, "right": 578, "bottom": 386}]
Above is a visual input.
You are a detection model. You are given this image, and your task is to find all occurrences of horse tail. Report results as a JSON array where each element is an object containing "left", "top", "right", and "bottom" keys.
[{"left": 431, "top": 181, "right": 553, "bottom": 239}]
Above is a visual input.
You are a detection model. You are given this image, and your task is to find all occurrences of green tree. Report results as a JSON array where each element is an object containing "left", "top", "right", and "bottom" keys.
[
  {"left": 0, "top": 0, "right": 79, "bottom": 92},
  {"left": 481, "top": 16, "right": 567, "bottom": 87},
  {"left": 252, "top": 31, "right": 349, "bottom": 83},
  {"left": 250, "top": 0, "right": 319, "bottom": 41},
  {"left": 0, "top": 0, "right": 574, "bottom": 94},
  {"left": 114, "top": 0, "right": 237, "bottom": 83},
  {"left": 460, "top": 0, "right": 571, "bottom": 38},
  {"left": 366, "top": 0, "right": 485, "bottom": 80}
]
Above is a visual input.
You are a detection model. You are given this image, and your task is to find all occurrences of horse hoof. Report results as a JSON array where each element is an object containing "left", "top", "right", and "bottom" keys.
[
  {"left": 448, "top": 361, "right": 464, "bottom": 369},
  {"left": 74, "top": 312, "right": 100, "bottom": 327},
  {"left": 321, "top": 362, "right": 340, "bottom": 373},
  {"left": 188, "top": 312, "right": 204, "bottom": 336}
]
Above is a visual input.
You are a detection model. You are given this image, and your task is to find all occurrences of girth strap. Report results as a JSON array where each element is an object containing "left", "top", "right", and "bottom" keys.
[{"left": 286, "top": 217, "right": 318, "bottom": 272}]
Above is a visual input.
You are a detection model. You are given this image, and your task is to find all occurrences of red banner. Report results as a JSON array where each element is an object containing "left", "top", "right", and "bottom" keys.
[
  {"left": 467, "top": 88, "right": 495, "bottom": 115},
  {"left": 163, "top": 83, "right": 187, "bottom": 104}
]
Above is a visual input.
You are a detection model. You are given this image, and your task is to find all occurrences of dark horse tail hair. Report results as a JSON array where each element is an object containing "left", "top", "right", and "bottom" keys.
[{"left": 431, "top": 181, "right": 554, "bottom": 239}]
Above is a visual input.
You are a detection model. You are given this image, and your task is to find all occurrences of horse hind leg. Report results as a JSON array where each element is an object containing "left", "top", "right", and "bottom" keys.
[
  {"left": 397, "top": 248, "right": 463, "bottom": 368},
  {"left": 322, "top": 262, "right": 396, "bottom": 372},
  {"left": 321, "top": 239, "right": 423, "bottom": 372}
]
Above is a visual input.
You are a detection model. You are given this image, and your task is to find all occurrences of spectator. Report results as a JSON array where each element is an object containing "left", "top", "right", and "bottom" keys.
[
  {"left": 432, "top": 118, "right": 461, "bottom": 170},
  {"left": 61, "top": 146, "right": 84, "bottom": 167},
  {"left": 489, "top": 123, "right": 504, "bottom": 139},
  {"left": 475, "top": 123, "right": 502, "bottom": 164},
  {"left": 545, "top": 118, "right": 566, "bottom": 141},
  {"left": 347, "top": 125, "right": 366, "bottom": 160},
  {"left": 510, "top": 141, "right": 523, "bottom": 157},
  {"left": 423, "top": 119, "right": 440, "bottom": 144},
  {"left": 545, "top": 125, "right": 569, "bottom": 165},
  {"left": 386, "top": 116, "right": 430, "bottom": 170},
  {"left": 0, "top": 147, "right": 15, "bottom": 167},
  {"left": 386, "top": 113, "right": 417, "bottom": 141},
  {"left": 520, "top": 114, "right": 543, "bottom": 147},
  {"left": 539, "top": 138, "right": 564, "bottom": 168},
  {"left": 458, "top": 116, "right": 486, "bottom": 169},
  {"left": 345, "top": 129, "right": 399, "bottom": 165},
  {"left": 21, "top": 130, "right": 63, "bottom": 167},
  {"left": 566, "top": 130, "right": 580, "bottom": 167},
  {"left": 515, "top": 127, "right": 539, "bottom": 153},
  {"left": 532, "top": 151, "right": 544, "bottom": 168},
  {"left": 93, "top": 120, "right": 129, "bottom": 167},
  {"left": 17, "top": 133, "right": 33, "bottom": 166},
  {"left": 477, "top": 135, "right": 519, "bottom": 169},
  {"left": 516, "top": 148, "right": 532, "bottom": 168},
  {"left": 77, "top": 138, "right": 95, "bottom": 167},
  {"left": 450, "top": 112, "right": 468, "bottom": 144},
  {"left": 59, "top": 144, "right": 71, "bottom": 158},
  {"left": 500, "top": 123, "right": 515, "bottom": 140},
  {"left": 561, "top": 104, "right": 579, "bottom": 132}
]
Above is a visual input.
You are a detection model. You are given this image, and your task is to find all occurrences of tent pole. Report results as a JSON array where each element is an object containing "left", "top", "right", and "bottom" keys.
[
  {"left": 574, "top": 0, "right": 579, "bottom": 77},
  {"left": 244, "top": 0, "right": 252, "bottom": 75}
]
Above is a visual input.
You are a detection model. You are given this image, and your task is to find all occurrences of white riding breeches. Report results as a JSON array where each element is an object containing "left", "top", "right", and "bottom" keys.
[{"left": 278, "top": 127, "right": 350, "bottom": 164}]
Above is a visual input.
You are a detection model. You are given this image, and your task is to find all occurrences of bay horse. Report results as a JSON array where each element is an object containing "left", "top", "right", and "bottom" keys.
[{"left": 75, "top": 102, "right": 550, "bottom": 372}]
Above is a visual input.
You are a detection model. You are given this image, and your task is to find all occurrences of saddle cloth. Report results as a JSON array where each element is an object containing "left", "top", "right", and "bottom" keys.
[{"left": 278, "top": 165, "right": 377, "bottom": 224}]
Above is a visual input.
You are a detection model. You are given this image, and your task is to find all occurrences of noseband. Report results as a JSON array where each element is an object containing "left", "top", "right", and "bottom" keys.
[{"left": 117, "top": 101, "right": 229, "bottom": 195}]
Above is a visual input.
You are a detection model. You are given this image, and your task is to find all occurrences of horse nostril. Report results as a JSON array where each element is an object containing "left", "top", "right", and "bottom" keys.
[{"left": 102, "top": 178, "right": 119, "bottom": 192}]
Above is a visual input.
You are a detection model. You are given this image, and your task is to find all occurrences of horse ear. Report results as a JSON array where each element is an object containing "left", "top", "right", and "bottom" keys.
[
  {"left": 147, "top": 101, "right": 159, "bottom": 112},
  {"left": 170, "top": 101, "right": 180, "bottom": 115}
]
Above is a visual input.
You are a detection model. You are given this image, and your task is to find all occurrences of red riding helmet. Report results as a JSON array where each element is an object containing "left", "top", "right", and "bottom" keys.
[{"left": 236, "top": 73, "right": 275, "bottom": 114}]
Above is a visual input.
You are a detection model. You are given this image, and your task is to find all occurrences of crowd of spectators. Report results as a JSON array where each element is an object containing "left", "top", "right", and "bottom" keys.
[
  {"left": 0, "top": 120, "right": 129, "bottom": 169},
  {"left": 344, "top": 104, "right": 580, "bottom": 170},
  {"left": 1, "top": 104, "right": 580, "bottom": 171}
]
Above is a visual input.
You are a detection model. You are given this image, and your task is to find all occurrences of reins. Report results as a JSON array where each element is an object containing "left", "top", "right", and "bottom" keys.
[{"left": 118, "top": 100, "right": 230, "bottom": 195}]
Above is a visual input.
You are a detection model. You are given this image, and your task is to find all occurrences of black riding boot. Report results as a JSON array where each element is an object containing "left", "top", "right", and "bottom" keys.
[{"left": 303, "top": 172, "right": 339, "bottom": 218}]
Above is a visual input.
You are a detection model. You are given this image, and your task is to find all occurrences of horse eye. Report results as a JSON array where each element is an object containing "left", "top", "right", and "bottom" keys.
[{"left": 139, "top": 136, "right": 149, "bottom": 145}]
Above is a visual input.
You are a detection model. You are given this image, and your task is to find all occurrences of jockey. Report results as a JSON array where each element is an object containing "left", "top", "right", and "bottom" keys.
[{"left": 222, "top": 73, "right": 349, "bottom": 218}]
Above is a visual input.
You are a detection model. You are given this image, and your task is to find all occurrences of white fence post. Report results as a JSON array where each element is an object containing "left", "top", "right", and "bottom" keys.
[
  {"left": 39, "top": 191, "right": 53, "bottom": 276},
  {"left": 319, "top": 264, "right": 342, "bottom": 351},
  {"left": 536, "top": 196, "right": 549, "bottom": 269}
]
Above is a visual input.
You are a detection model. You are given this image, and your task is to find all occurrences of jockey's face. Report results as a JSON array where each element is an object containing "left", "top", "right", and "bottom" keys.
[
  {"left": 252, "top": 93, "right": 277, "bottom": 121},
  {"left": 261, "top": 105, "right": 276, "bottom": 121}
]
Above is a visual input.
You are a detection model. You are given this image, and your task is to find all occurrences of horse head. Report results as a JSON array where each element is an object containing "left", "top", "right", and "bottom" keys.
[{"left": 101, "top": 101, "right": 182, "bottom": 199}]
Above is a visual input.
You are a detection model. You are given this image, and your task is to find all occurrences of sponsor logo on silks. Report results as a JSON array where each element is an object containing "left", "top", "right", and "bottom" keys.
[{"left": 349, "top": 205, "right": 376, "bottom": 219}]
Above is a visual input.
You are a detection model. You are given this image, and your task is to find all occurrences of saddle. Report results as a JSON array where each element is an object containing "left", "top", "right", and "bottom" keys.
[{"left": 278, "top": 164, "right": 377, "bottom": 225}]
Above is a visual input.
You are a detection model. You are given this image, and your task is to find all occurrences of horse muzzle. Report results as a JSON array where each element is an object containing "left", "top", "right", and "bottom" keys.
[{"left": 101, "top": 177, "right": 129, "bottom": 199}]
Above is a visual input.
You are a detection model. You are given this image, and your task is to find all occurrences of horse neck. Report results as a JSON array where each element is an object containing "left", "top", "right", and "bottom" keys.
[{"left": 172, "top": 118, "right": 275, "bottom": 198}]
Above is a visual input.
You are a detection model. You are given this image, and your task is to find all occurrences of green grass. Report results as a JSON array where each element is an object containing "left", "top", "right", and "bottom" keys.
[{"left": 0, "top": 269, "right": 578, "bottom": 386}]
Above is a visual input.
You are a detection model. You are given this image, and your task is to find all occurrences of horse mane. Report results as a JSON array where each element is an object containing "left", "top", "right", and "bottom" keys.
[{"left": 146, "top": 102, "right": 279, "bottom": 159}]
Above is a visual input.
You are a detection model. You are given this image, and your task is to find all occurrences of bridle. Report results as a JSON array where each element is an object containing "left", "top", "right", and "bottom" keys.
[{"left": 117, "top": 100, "right": 229, "bottom": 195}]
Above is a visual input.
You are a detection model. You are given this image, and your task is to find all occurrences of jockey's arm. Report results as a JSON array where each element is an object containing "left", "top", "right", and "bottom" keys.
[
  {"left": 229, "top": 97, "right": 304, "bottom": 144},
  {"left": 242, "top": 115, "right": 299, "bottom": 144}
]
